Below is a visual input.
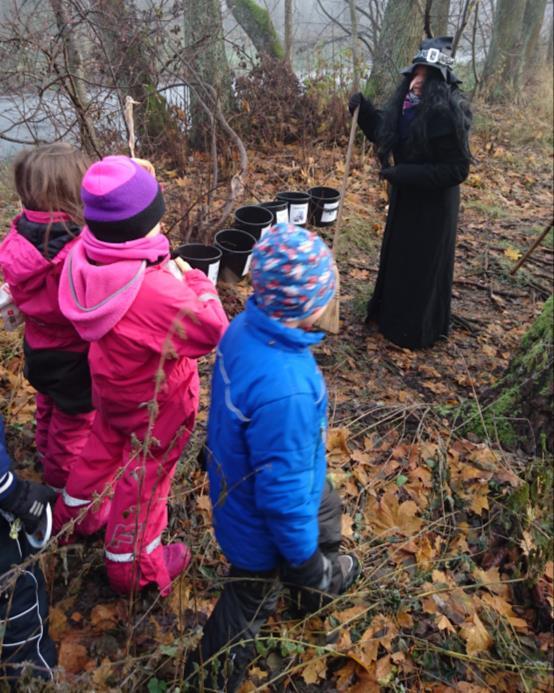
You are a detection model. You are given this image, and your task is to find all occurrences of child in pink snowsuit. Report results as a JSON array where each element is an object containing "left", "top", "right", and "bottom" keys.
[
  {"left": 0, "top": 144, "right": 95, "bottom": 489},
  {"left": 54, "top": 156, "right": 228, "bottom": 596}
]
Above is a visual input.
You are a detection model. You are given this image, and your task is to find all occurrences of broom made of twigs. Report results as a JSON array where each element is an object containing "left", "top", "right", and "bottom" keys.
[{"left": 316, "top": 105, "right": 360, "bottom": 334}]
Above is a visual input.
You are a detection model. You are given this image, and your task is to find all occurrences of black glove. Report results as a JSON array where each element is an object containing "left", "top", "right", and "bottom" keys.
[
  {"left": 348, "top": 91, "right": 365, "bottom": 115},
  {"left": 0, "top": 478, "right": 57, "bottom": 534}
]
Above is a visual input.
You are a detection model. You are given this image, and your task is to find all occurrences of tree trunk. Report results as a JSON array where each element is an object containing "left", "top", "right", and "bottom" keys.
[
  {"left": 462, "top": 296, "right": 553, "bottom": 454},
  {"left": 517, "top": 0, "right": 548, "bottom": 86},
  {"left": 479, "top": 0, "right": 527, "bottom": 103},
  {"left": 284, "top": 0, "right": 293, "bottom": 64},
  {"left": 547, "top": 17, "right": 553, "bottom": 67},
  {"left": 90, "top": 0, "right": 173, "bottom": 154},
  {"left": 348, "top": 0, "right": 361, "bottom": 91},
  {"left": 49, "top": 0, "right": 101, "bottom": 156},
  {"left": 365, "top": 0, "right": 423, "bottom": 101},
  {"left": 429, "top": 0, "right": 450, "bottom": 37},
  {"left": 227, "top": 0, "right": 284, "bottom": 60},
  {"left": 185, "top": 0, "right": 232, "bottom": 149}
]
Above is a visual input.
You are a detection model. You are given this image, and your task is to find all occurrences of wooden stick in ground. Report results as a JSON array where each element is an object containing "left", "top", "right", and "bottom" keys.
[
  {"left": 124, "top": 96, "right": 139, "bottom": 158},
  {"left": 509, "top": 219, "right": 553, "bottom": 275},
  {"left": 510, "top": 219, "right": 554, "bottom": 275},
  {"left": 316, "top": 106, "right": 360, "bottom": 335}
]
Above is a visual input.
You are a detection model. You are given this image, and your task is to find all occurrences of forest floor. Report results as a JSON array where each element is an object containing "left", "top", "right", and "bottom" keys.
[{"left": 0, "top": 101, "right": 552, "bottom": 692}]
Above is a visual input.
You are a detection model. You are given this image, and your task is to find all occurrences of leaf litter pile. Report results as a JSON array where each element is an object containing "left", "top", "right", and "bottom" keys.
[{"left": 0, "top": 104, "right": 552, "bottom": 691}]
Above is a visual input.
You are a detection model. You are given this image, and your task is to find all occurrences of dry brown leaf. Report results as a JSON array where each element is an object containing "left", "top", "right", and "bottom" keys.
[
  {"left": 469, "top": 484, "right": 490, "bottom": 515},
  {"left": 341, "top": 513, "right": 354, "bottom": 538},
  {"left": 301, "top": 655, "right": 327, "bottom": 685},
  {"left": 48, "top": 606, "right": 68, "bottom": 642},
  {"left": 59, "top": 640, "right": 90, "bottom": 674},
  {"left": 460, "top": 613, "right": 493, "bottom": 656},
  {"left": 327, "top": 427, "right": 350, "bottom": 458},
  {"left": 91, "top": 603, "right": 119, "bottom": 632},
  {"left": 367, "top": 492, "right": 423, "bottom": 538},
  {"left": 480, "top": 593, "right": 528, "bottom": 630},
  {"left": 436, "top": 613, "right": 456, "bottom": 633},
  {"left": 375, "top": 654, "right": 392, "bottom": 685},
  {"left": 415, "top": 535, "right": 435, "bottom": 570},
  {"left": 197, "top": 495, "right": 211, "bottom": 512},
  {"left": 473, "top": 566, "right": 509, "bottom": 597}
]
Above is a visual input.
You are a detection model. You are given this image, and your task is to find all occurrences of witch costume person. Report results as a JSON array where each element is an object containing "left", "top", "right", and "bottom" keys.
[{"left": 349, "top": 36, "right": 472, "bottom": 349}]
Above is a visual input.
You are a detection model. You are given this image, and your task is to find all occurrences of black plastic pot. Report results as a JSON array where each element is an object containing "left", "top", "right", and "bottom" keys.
[
  {"left": 308, "top": 186, "right": 341, "bottom": 227},
  {"left": 259, "top": 200, "right": 289, "bottom": 225},
  {"left": 214, "top": 228, "right": 257, "bottom": 283},
  {"left": 234, "top": 205, "right": 274, "bottom": 241},
  {"left": 174, "top": 243, "right": 222, "bottom": 284},
  {"left": 275, "top": 191, "right": 311, "bottom": 227}
]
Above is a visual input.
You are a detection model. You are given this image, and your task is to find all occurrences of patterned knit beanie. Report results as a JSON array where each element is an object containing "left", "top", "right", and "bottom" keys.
[
  {"left": 251, "top": 223, "right": 336, "bottom": 321},
  {"left": 81, "top": 156, "right": 165, "bottom": 242}
]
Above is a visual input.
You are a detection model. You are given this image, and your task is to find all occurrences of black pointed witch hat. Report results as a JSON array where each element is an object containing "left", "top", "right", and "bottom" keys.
[{"left": 401, "top": 36, "right": 462, "bottom": 84}]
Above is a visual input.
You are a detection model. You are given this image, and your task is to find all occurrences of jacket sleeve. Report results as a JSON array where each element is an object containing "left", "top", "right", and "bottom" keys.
[
  {"left": 357, "top": 96, "right": 383, "bottom": 143},
  {"left": 162, "top": 269, "right": 229, "bottom": 359},
  {"left": 380, "top": 134, "right": 470, "bottom": 189},
  {"left": 246, "top": 394, "right": 322, "bottom": 566}
]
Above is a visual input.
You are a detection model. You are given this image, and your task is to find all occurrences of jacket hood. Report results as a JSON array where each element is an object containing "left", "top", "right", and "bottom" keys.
[
  {"left": 59, "top": 227, "right": 170, "bottom": 342},
  {"left": 59, "top": 242, "right": 145, "bottom": 341},
  {"left": 245, "top": 296, "right": 325, "bottom": 351}
]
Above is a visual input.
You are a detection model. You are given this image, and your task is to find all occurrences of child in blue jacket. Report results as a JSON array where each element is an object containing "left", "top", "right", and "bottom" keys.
[
  {"left": 0, "top": 417, "right": 57, "bottom": 681},
  {"left": 186, "top": 224, "right": 359, "bottom": 690}
]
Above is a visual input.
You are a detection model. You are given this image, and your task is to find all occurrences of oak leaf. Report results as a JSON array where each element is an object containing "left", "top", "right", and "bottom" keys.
[{"left": 301, "top": 655, "right": 327, "bottom": 684}]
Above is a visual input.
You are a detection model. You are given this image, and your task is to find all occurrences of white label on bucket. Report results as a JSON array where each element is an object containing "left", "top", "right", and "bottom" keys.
[
  {"left": 261, "top": 225, "right": 271, "bottom": 238},
  {"left": 275, "top": 208, "right": 288, "bottom": 224},
  {"left": 208, "top": 261, "right": 220, "bottom": 285},
  {"left": 321, "top": 202, "right": 339, "bottom": 223},
  {"left": 289, "top": 203, "right": 308, "bottom": 225},
  {"left": 242, "top": 254, "right": 252, "bottom": 277}
]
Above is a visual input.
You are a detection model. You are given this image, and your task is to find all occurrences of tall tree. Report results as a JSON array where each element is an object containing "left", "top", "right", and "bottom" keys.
[
  {"left": 518, "top": 0, "right": 548, "bottom": 83},
  {"left": 479, "top": 0, "right": 527, "bottom": 102},
  {"left": 284, "top": 0, "right": 293, "bottom": 64},
  {"left": 90, "top": 0, "right": 173, "bottom": 152},
  {"left": 49, "top": 0, "right": 100, "bottom": 155},
  {"left": 185, "top": 0, "right": 232, "bottom": 148},
  {"left": 428, "top": 0, "right": 450, "bottom": 36},
  {"left": 227, "top": 0, "right": 284, "bottom": 59},
  {"left": 365, "top": 0, "right": 423, "bottom": 100},
  {"left": 349, "top": 0, "right": 361, "bottom": 89}
]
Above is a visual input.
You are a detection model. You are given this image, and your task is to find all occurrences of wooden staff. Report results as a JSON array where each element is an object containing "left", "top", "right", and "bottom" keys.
[
  {"left": 510, "top": 219, "right": 553, "bottom": 275},
  {"left": 124, "top": 96, "right": 139, "bottom": 158}
]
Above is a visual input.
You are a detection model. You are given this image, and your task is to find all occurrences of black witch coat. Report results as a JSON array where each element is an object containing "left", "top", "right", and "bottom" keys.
[{"left": 358, "top": 98, "right": 470, "bottom": 349}]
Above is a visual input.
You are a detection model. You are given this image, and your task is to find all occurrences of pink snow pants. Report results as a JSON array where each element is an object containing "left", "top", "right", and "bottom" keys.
[
  {"left": 53, "top": 392, "right": 195, "bottom": 596},
  {"left": 35, "top": 393, "right": 95, "bottom": 490}
]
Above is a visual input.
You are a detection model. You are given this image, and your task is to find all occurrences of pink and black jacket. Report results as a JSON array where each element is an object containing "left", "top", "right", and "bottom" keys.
[{"left": 0, "top": 210, "right": 92, "bottom": 413}]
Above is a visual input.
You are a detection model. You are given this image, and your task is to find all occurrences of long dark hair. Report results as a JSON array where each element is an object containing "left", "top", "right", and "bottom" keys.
[{"left": 376, "top": 71, "right": 472, "bottom": 166}]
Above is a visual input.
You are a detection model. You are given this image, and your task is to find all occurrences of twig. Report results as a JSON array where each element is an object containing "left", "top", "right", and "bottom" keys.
[{"left": 510, "top": 219, "right": 554, "bottom": 275}]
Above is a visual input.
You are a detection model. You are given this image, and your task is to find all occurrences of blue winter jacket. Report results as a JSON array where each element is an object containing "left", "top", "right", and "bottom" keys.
[{"left": 207, "top": 297, "right": 328, "bottom": 572}]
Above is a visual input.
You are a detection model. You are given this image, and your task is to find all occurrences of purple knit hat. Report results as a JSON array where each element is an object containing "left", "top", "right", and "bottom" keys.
[{"left": 81, "top": 156, "right": 165, "bottom": 242}]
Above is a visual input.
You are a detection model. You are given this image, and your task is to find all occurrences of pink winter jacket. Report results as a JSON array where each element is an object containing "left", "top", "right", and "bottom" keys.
[
  {"left": 59, "top": 232, "right": 229, "bottom": 430},
  {"left": 0, "top": 212, "right": 86, "bottom": 352}
]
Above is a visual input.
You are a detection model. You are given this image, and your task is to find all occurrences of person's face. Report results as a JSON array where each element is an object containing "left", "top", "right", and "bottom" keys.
[{"left": 410, "top": 65, "right": 427, "bottom": 96}]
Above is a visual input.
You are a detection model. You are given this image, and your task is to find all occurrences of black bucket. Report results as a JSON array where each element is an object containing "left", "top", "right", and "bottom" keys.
[
  {"left": 308, "top": 186, "right": 341, "bottom": 227},
  {"left": 234, "top": 205, "right": 274, "bottom": 241},
  {"left": 275, "top": 191, "right": 311, "bottom": 227},
  {"left": 174, "top": 243, "right": 222, "bottom": 284},
  {"left": 214, "top": 228, "right": 257, "bottom": 283},
  {"left": 260, "top": 200, "right": 289, "bottom": 225}
]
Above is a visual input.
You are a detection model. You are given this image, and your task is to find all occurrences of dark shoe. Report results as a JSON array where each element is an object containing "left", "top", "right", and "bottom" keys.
[{"left": 336, "top": 554, "right": 361, "bottom": 593}]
